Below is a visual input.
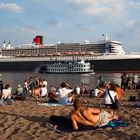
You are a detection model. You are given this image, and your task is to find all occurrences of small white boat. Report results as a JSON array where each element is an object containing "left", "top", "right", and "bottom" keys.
[{"left": 39, "top": 60, "right": 94, "bottom": 74}]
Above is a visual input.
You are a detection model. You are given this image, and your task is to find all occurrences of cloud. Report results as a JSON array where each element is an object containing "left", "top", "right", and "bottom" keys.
[
  {"left": 20, "top": 27, "right": 49, "bottom": 37},
  {"left": 76, "top": 23, "right": 95, "bottom": 32},
  {"left": 47, "top": 19, "right": 62, "bottom": 28},
  {"left": 0, "top": 3, "right": 23, "bottom": 13},
  {"left": 126, "top": 19, "right": 140, "bottom": 35},
  {"left": 0, "top": 28, "right": 7, "bottom": 32},
  {"left": 67, "top": 0, "right": 127, "bottom": 21},
  {"left": 128, "top": 1, "right": 140, "bottom": 8},
  {"left": 126, "top": 19, "right": 136, "bottom": 28}
]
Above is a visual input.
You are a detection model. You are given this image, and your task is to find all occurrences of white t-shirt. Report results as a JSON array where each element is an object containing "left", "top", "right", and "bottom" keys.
[
  {"left": 16, "top": 87, "right": 23, "bottom": 95},
  {"left": 56, "top": 87, "right": 73, "bottom": 104},
  {"left": 75, "top": 87, "right": 80, "bottom": 94},
  {"left": 94, "top": 88, "right": 100, "bottom": 97},
  {"left": 133, "top": 75, "right": 138, "bottom": 83},
  {"left": 43, "top": 81, "right": 48, "bottom": 87},
  {"left": 104, "top": 90, "right": 117, "bottom": 104},
  {"left": 2, "top": 88, "right": 12, "bottom": 99},
  {"left": 40, "top": 87, "right": 47, "bottom": 97},
  {"left": 24, "top": 82, "right": 28, "bottom": 90}
]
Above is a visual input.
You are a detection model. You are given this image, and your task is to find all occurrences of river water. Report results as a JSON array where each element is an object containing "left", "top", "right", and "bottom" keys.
[{"left": 0, "top": 72, "right": 123, "bottom": 93}]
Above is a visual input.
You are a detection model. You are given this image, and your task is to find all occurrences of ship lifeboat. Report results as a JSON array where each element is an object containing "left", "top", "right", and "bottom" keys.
[
  {"left": 85, "top": 52, "right": 94, "bottom": 55},
  {"left": 52, "top": 52, "right": 62, "bottom": 56},
  {"left": 79, "top": 52, "right": 86, "bottom": 55}
]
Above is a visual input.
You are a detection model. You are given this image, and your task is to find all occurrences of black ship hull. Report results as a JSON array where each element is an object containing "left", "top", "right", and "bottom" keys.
[
  {"left": 89, "top": 58, "right": 140, "bottom": 73},
  {"left": 0, "top": 57, "right": 140, "bottom": 73}
]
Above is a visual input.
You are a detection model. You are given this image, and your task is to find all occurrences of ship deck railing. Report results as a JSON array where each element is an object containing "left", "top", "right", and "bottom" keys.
[{"left": 1, "top": 54, "right": 140, "bottom": 62}]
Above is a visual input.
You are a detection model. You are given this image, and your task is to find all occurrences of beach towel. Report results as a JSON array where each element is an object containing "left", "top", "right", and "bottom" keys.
[
  {"left": 0, "top": 99, "right": 15, "bottom": 105},
  {"left": 103, "top": 120, "right": 128, "bottom": 128},
  {"left": 46, "top": 115, "right": 128, "bottom": 133},
  {"left": 39, "top": 103, "right": 63, "bottom": 106},
  {"left": 46, "top": 115, "right": 72, "bottom": 133},
  {"left": 39, "top": 102, "right": 73, "bottom": 106},
  {"left": 0, "top": 100, "right": 4, "bottom": 105}
]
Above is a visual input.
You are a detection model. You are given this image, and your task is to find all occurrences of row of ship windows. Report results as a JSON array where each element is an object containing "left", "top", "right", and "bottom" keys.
[
  {"left": 3, "top": 47, "right": 104, "bottom": 52},
  {"left": 49, "top": 69, "right": 87, "bottom": 71},
  {"left": 2, "top": 50, "right": 105, "bottom": 56},
  {"left": 48, "top": 65, "right": 88, "bottom": 68},
  {"left": 2, "top": 47, "right": 105, "bottom": 55}
]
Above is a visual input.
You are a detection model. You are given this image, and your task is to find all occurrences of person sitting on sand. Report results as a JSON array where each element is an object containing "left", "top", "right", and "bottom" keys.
[
  {"left": 42, "top": 79, "right": 48, "bottom": 88},
  {"left": 56, "top": 82, "right": 75, "bottom": 105},
  {"left": 48, "top": 88, "right": 58, "bottom": 103},
  {"left": 16, "top": 84, "right": 23, "bottom": 95},
  {"left": 23, "top": 79, "right": 29, "bottom": 95},
  {"left": 80, "top": 82, "right": 88, "bottom": 94},
  {"left": 70, "top": 99, "right": 118, "bottom": 130},
  {"left": 75, "top": 85, "right": 80, "bottom": 95},
  {"left": 115, "top": 84, "right": 123, "bottom": 100},
  {"left": 1, "top": 84, "right": 12, "bottom": 101},
  {"left": 90, "top": 85, "right": 104, "bottom": 97},
  {"left": 31, "top": 85, "right": 40, "bottom": 97},
  {"left": 14, "top": 84, "right": 27, "bottom": 100},
  {"left": 28, "top": 77, "right": 35, "bottom": 92},
  {"left": 40, "top": 84, "right": 48, "bottom": 98},
  {"left": 99, "top": 82, "right": 119, "bottom": 109}
]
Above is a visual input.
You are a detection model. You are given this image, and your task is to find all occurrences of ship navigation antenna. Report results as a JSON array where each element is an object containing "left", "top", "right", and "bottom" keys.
[
  {"left": 7, "top": 41, "right": 11, "bottom": 48},
  {"left": 103, "top": 32, "right": 108, "bottom": 41}
]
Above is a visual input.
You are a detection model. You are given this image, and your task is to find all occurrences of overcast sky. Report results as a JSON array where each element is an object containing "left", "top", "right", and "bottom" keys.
[{"left": 0, "top": 0, "right": 140, "bottom": 53}]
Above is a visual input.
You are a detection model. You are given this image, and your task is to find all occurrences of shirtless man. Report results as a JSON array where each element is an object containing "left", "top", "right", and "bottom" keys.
[{"left": 70, "top": 99, "right": 118, "bottom": 130}]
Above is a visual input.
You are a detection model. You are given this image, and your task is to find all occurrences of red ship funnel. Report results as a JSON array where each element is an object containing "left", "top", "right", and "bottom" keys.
[{"left": 32, "top": 36, "right": 43, "bottom": 46}]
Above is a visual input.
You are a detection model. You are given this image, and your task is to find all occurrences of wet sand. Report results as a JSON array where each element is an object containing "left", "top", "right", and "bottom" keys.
[{"left": 0, "top": 90, "right": 140, "bottom": 140}]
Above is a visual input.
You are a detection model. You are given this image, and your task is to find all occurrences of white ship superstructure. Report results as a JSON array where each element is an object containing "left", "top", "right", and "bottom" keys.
[
  {"left": 39, "top": 60, "right": 93, "bottom": 73},
  {"left": 1, "top": 34, "right": 126, "bottom": 57}
]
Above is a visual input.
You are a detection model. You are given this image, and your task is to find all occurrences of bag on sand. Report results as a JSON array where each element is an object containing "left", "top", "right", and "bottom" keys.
[
  {"left": 128, "top": 96, "right": 136, "bottom": 101},
  {"left": 110, "top": 100, "right": 120, "bottom": 109}
]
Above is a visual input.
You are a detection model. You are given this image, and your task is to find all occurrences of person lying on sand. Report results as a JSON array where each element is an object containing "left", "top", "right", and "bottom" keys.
[{"left": 70, "top": 99, "right": 118, "bottom": 130}]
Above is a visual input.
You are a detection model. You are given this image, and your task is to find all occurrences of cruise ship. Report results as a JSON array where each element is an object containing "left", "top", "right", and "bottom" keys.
[{"left": 0, "top": 34, "right": 140, "bottom": 73}]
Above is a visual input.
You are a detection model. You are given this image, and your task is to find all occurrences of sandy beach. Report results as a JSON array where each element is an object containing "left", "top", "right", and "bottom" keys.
[{"left": 0, "top": 90, "right": 140, "bottom": 140}]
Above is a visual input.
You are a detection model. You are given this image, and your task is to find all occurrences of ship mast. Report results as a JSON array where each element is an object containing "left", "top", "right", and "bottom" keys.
[
  {"left": 2, "top": 40, "right": 6, "bottom": 48},
  {"left": 103, "top": 32, "right": 108, "bottom": 41},
  {"left": 7, "top": 41, "right": 11, "bottom": 48}
]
